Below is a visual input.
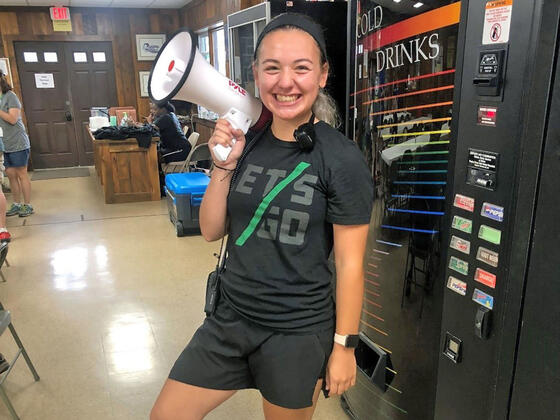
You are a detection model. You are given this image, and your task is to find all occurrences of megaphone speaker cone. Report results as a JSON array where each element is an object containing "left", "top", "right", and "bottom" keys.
[{"left": 148, "top": 27, "right": 262, "bottom": 126}]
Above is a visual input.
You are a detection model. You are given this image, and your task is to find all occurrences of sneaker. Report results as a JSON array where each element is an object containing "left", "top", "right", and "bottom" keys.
[
  {"left": 0, "top": 354, "right": 9, "bottom": 374},
  {"left": 5, "top": 203, "right": 21, "bottom": 217},
  {"left": 18, "top": 204, "right": 34, "bottom": 217},
  {"left": 0, "top": 231, "right": 10, "bottom": 243}
]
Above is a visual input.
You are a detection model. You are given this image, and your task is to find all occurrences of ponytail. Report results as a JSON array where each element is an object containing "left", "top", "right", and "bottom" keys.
[
  {"left": 0, "top": 71, "right": 12, "bottom": 95},
  {"left": 313, "top": 88, "right": 340, "bottom": 128}
]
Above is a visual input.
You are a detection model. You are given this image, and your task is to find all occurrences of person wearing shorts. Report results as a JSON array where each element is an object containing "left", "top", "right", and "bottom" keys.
[
  {"left": 0, "top": 132, "right": 10, "bottom": 242},
  {"left": 0, "top": 71, "right": 33, "bottom": 218},
  {"left": 151, "top": 13, "right": 373, "bottom": 420}
]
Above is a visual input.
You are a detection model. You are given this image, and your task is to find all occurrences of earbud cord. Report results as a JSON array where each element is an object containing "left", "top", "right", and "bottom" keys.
[{"left": 214, "top": 125, "right": 270, "bottom": 273}]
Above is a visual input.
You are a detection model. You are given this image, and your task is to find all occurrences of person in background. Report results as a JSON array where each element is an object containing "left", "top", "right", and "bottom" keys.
[
  {"left": 0, "top": 71, "right": 33, "bottom": 218},
  {"left": 0, "top": 127, "right": 10, "bottom": 242},
  {"left": 151, "top": 13, "right": 373, "bottom": 420},
  {"left": 150, "top": 101, "right": 192, "bottom": 164}
]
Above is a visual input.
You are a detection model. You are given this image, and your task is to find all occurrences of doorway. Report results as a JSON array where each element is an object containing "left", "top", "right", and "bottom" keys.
[{"left": 14, "top": 41, "right": 118, "bottom": 169}]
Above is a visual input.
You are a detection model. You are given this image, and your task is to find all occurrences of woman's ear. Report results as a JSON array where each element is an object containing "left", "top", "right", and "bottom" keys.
[
  {"left": 319, "top": 62, "right": 329, "bottom": 89},
  {"left": 252, "top": 62, "right": 259, "bottom": 86}
]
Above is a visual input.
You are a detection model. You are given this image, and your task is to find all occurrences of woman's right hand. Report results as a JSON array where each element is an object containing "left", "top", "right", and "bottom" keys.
[{"left": 208, "top": 118, "right": 246, "bottom": 169}]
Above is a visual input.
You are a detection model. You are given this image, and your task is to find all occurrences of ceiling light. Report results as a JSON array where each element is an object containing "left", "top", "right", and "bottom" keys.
[
  {"left": 413, "top": 2, "right": 424, "bottom": 7},
  {"left": 393, "top": 0, "right": 402, "bottom": 3}
]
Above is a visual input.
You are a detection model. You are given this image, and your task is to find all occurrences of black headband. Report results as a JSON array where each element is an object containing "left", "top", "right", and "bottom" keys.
[{"left": 254, "top": 13, "right": 327, "bottom": 61}]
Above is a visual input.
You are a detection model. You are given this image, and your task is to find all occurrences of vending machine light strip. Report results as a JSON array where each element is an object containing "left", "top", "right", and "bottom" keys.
[
  {"left": 393, "top": 181, "right": 447, "bottom": 185},
  {"left": 382, "top": 225, "right": 438, "bottom": 234},
  {"left": 376, "top": 239, "right": 403, "bottom": 247},
  {"left": 387, "top": 140, "right": 450, "bottom": 148},
  {"left": 360, "top": 319, "right": 389, "bottom": 336},
  {"left": 388, "top": 208, "right": 445, "bottom": 215},
  {"left": 398, "top": 170, "right": 448, "bottom": 174},
  {"left": 365, "top": 85, "right": 454, "bottom": 105},
  {"left": 365, "top": 278, "right": 380, "bottom": 287},
  {"left": 364, "top": 297, "right": 382, "bottom": 309},
  {"left": 353, "top": 69, "right": 455, "bottom": 96},
  {"left": 382, "top": 130, "right": 451, "bottom": 139},
  {"left": 386, "top": 384, "right": 403, "bottom": 394},
  {"left": 363, "top": 308, "right": 384, "bottom": 322},
  {"left": 397, "top": 160, "right": 449, "bottom": 164},
  {"left": 377, "top": 344, "right": 392, "bottom": 355},
  {"left": 405, "top": 150, "right": 450, "bottom": 155},
  {"left": 378, "top": 117, "right": 452, "bottom": 129},
  {"left": 392, "top": 194, "right": 446, "bottom": 200},
  {"left": 371, "top": 101, "right": 454, "bottom": 116}
]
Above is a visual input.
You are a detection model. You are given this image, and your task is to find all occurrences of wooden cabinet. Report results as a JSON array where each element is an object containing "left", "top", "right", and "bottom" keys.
[{"left": 90, "top": 130, "right": 161, "bottom": 204}]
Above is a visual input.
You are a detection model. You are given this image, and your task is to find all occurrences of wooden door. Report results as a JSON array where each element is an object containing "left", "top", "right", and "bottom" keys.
[
  {"left": 14, "top": 41, "right": 118, "bottom": 168},
  {"left": 14, "top": 42, "right": 78, "bottom": 168},
  {"left": 65, "top": 42, "right": 118, "bottom": 166}
]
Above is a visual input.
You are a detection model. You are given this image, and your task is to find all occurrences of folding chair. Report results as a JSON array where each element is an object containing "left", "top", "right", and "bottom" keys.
[
  {"left": 180, "top": 143, "right": 212, "bottom": 173},
  {"left": 163, "top": 132, "right": 201, "bottom": 174},
  {"left": 0, "top": 301, "right": 40, "bottom": 420},
  {"left": 0, "top": 243, "right": 8, "bottom": 283}
]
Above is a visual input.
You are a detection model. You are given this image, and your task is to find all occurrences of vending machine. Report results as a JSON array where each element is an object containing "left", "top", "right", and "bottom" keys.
[{"left": 345, "top": 0, "right": 560, "bottom": 419}]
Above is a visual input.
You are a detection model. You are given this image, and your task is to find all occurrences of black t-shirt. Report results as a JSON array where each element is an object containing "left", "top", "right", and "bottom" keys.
[
  {"left": 154, "top": 112, "right": 188, "bottom": 151},
  {"left": 221, "top": 121, "right": 374, "bottom": 333}
]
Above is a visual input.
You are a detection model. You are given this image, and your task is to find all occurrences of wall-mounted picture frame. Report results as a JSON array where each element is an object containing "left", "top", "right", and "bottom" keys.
[
  {"left": 136, "top": 34, "right": 166, "bottom": 61},
  {"left": 0, "top": 58, "right": 13, "bottom": 87},
  {"left": 139, "top": 71, "right": 150, "bottom": 97}
]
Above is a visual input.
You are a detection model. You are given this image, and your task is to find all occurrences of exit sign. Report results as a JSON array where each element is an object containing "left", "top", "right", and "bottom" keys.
[{"left": 50, "top": 7, "right": 70, "bottom": 21}]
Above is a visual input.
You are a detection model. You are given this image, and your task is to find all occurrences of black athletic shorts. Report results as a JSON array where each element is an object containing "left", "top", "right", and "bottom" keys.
[{"left": 169, "top": 297, "right": 334, "bottom": 409}]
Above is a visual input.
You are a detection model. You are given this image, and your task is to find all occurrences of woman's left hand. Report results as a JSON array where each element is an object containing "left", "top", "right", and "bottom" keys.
[{"left": 325, "top": 344, "right": 357, "bottom": 397}]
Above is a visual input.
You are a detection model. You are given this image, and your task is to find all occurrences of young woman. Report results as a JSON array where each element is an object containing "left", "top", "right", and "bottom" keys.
[
  {"left": 0, "top": 71, "right": 33, "bottom": 218},
  {"left": 151, "top": 13, "right": 373, "bottom": 420},
  {"left": 151, "top": 101, "right": 192, "bottom": 164}
]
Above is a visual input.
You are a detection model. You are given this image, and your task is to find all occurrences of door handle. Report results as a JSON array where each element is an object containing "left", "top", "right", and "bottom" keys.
[{"left": 65, "top": 111, "right": 72, "bottom": 121}]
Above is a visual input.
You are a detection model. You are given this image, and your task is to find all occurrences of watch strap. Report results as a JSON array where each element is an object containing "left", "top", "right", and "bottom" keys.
[{"left": 334, "top": 333, "right": 360, "bottom": 348}]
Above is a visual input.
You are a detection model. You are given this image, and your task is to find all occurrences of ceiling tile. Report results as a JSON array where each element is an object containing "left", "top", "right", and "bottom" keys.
[
  {"left": 2, "top": 0, "right": 31, "bottom": 5},
  {"left": 148, "top": 0, "right": 189, "bottom": 8},
  {"left": 108, "top": 0, "right": 152, "bottom": 7},
  {"left": 71, "top": 0, "right": 113, "bottom": 6}
]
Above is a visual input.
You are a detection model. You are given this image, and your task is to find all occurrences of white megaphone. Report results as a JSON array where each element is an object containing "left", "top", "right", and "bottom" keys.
[{"left": 149, "top": 28, "right": 270, "bottom": 161}]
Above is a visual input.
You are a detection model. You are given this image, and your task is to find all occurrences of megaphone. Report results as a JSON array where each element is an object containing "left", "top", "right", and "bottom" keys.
[{"left": 149, "top": 28, "right": 270, "bottom": 161}]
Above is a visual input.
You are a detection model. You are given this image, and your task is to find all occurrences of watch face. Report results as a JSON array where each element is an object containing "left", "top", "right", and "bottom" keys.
[{"left": 347, "top": 335, "right": 360, "bottom": 348}]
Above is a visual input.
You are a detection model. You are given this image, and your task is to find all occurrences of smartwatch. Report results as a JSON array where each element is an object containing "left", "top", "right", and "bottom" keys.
[{"left": 334, "top": 333, "right": 360, "bottom": 348}]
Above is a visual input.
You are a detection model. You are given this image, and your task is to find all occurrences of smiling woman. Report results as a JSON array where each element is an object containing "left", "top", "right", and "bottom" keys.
[{"left": 151, "top": 13, "right": 374, "bottom": 420}]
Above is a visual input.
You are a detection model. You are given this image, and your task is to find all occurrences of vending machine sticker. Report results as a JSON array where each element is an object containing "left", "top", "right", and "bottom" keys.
[
  {"left": 481, "top": 202, "right": 504, "bottom": 222},
  {"left": 479, "top": 224, "right": 502, "bottom": 245},
  {"left": 477, "top": 247, "right": 499, "bottom": 267},
  {"left": 482, "top": 0, "right": 513, "bottom": 45},
  {"left": 447, "top": 276, "right": 467, "bottom": 296},
  {"left": 449, "top": 256, "right": 469, "bottom": 276},
  {"left": 474, "top": 268, "right": 497, "bottom": 288},
  {"left": 450, "top": 235, "right": 471, "bottom": 254},
  {"left": 454, "top": 194, "right": 475, "bottom": 212},
  {"left": 451, "top": 215, "right": 473, "bottom": 234},
  {"left": 472, "top": 288, "right": 494, "bottom": 309}
]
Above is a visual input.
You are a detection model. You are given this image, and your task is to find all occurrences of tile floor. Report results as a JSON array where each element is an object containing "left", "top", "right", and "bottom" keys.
[{"left": 0, "top": 168, "right": 347, "bottom": 420}]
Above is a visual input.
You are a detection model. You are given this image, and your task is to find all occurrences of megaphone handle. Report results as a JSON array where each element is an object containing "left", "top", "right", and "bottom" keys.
[{"left": 212, "top": 108, "right": 253, "bottom": 162}]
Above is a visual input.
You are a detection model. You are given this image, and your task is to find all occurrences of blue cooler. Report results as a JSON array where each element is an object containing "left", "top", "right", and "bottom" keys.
[{"left": 165, "top": 172, "right": 210, "bottom": 236}]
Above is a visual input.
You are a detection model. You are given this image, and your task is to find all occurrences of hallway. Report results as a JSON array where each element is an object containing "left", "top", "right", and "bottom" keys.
[{"left": 0, "top": 168, "right": 346, "bottom": 419}]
